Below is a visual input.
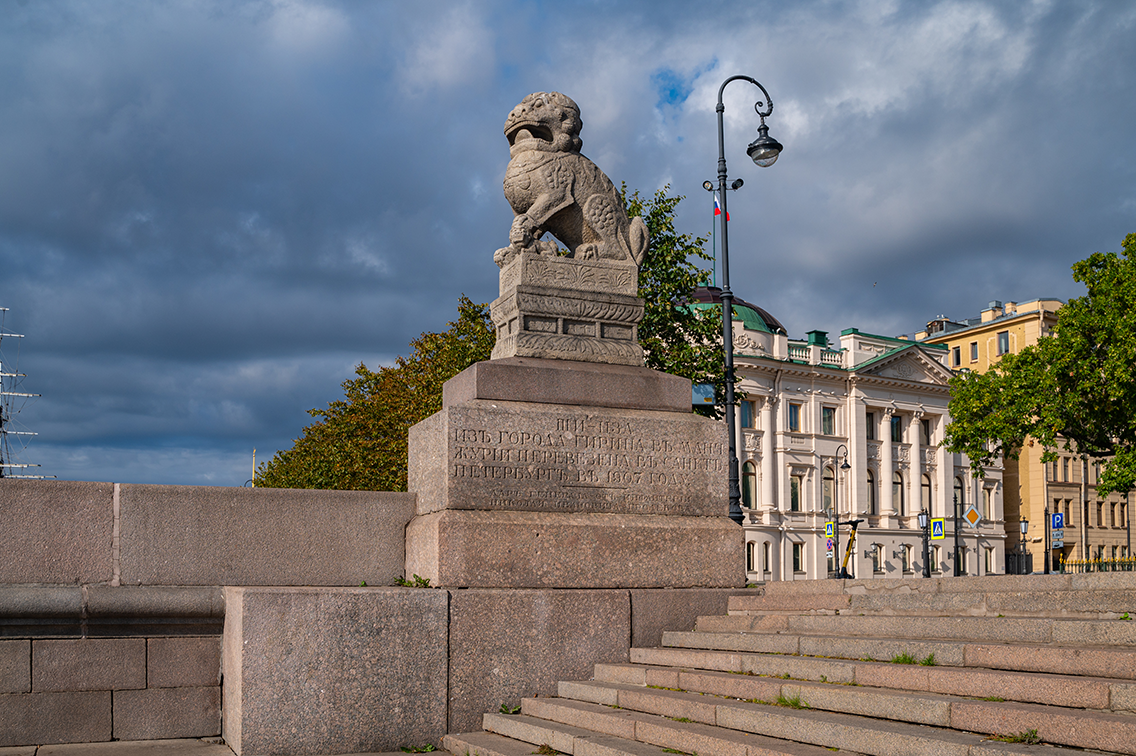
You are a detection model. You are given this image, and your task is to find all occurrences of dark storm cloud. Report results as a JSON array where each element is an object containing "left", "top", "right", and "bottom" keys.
[{"left": 1, "top": 0, "right": 1133, "bottom": 484}]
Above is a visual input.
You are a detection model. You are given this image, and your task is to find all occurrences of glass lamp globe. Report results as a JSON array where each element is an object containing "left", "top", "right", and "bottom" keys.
[{"left": 746, "top": 124, "right": 783, "bottom": 168}]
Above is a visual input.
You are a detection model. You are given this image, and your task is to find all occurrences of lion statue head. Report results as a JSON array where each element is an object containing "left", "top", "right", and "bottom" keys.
[{"left": 503, "top": 91, "right": 583, "bottom": 155}]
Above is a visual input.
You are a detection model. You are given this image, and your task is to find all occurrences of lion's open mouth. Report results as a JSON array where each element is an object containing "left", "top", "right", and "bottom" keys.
[{"left": 506, "top": 121, "right": 554, "bottom": 147}]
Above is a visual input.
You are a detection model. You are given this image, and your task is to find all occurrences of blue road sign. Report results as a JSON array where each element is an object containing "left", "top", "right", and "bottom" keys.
[
  {"left": 931, "top": 519, "right": 946, "bottom": 540},
  {"left": 826, "top": 522, "right": 835, "bottom": 538},
  {"left": 1052, "top": 512, "right": 1065, "bottom": 530}
]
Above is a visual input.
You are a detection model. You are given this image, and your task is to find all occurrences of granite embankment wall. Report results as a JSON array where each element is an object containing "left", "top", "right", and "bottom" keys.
[
  {"left": 1, "top": 479, "right": 749, "bottom": 751},
  {"left": 0, "top": 479, "right": 416, "bottom": 746}
]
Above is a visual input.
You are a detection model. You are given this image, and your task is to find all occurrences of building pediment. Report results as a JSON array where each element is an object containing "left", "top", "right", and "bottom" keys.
[{"left": 854, "top": 346, "right": 952, "bottom": 385}]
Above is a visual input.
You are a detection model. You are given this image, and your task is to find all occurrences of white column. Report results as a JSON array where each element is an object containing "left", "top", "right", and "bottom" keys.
[
  {"left": 761, "top": 397, "right": 775, "bottom": 511},
  {"left": 848, "top": 387, "right": 863, "bottom": 515},
  {"left": 881, "top": 409, "right": 895, "bottom": 515},
  {"left": 937, "top": 414, "right": 953, "bottom": 522},
  {"left": 910, "top": 411, "right": 922, "bottom": 517}
]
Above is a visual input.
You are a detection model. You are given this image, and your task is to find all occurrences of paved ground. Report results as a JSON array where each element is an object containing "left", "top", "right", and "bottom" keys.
[{"left": 0, "top": 741, "right": 409, "bottom": 756}]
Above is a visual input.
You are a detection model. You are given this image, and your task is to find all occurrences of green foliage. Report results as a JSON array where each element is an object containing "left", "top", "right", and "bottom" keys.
[
  {"left": 623, "top": 185, "right": 724, "bottom": 416},
  {"left": 395, "top": 574, "right": 432, "bottom": 588},
  {"left": 500, "top": 703, "right": 522, "bottom": 715},
  {"left": 945, "top": 234, "right": 1136, "bottom": 496},
  {"left": 890, "top": 652, "right": 918, "bottom": 665},
  {"left": 256, "top": 297, "right": 495, "bottom": 491},
  {"left": 919, "top": 653, "right": 937, "bottom": 666},
  {"left": 400, "top": 746, "right": 437, "bottom": 753},
  {"left": 775, "top": 692, "right": 809, "bottom": 709}
]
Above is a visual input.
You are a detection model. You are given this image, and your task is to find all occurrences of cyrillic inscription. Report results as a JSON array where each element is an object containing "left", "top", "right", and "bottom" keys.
[{"left": 446, "top": 410, "right": 725, "bottom": 516}]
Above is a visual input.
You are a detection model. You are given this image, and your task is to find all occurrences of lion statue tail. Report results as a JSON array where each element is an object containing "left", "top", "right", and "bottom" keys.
[{"left": 628, "top": 216, "right": 649, "bottom": 266}]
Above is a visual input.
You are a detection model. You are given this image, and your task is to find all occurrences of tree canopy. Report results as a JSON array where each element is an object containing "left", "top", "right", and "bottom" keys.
[
  {"left": 625, "top": 185, "right": 724, "bottom": 413},
  {"left": 258, "top": 187, "right": 721, "bottom": 491},
  {"left": 944, "top": 233, "right": 1136, "bottom": 496}
]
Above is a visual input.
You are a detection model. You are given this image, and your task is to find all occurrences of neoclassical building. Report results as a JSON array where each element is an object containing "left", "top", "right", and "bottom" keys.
[{"left": 691, "top": 287, "right": 1005, "bottom": 582}]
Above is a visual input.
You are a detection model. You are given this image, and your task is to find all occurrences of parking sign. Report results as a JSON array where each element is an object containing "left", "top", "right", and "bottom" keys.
[{"left": 1052, "top": 512, "right": 1065, "bottom": 530}]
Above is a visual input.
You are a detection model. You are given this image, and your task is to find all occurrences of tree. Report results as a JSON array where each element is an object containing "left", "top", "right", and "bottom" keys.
[
  {"left": 256, "top": 296, "right": 495, "bottom": 491},
  {"left": 624, "top": 185, "right": 724, "bottom": 414},
  {"left": 944, "top": 233, "right": 1136, "bottom": 496},
  {"left": 259, "top": 187, "right": 720, "bottom": 490}
]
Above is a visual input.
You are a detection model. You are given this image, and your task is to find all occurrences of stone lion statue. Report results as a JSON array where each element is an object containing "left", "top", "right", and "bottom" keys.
[{"left": 494, "top": 92, "right": 649, "bottom": 268}]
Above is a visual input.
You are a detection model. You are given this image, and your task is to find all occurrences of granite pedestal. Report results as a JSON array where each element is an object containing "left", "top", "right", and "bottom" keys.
[{"left": 406, "top": 358, "right": 743, "bottom": 588}]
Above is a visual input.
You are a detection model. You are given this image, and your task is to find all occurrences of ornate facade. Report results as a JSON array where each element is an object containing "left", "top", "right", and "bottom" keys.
[{"left": 693, "top": 288, "right": 1006, "bottom": 581}]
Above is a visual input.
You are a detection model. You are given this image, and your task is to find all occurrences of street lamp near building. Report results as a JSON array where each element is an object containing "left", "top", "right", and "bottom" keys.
[
  {"left": 918, "top": 509, "right": 932, "bottom": 578},
  {"left": 706, "top": 75, "right": 783, "bottom": 526}
]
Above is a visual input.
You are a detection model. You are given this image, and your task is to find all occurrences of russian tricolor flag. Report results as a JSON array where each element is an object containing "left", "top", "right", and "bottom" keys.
[{"left": 714, "top": 193, "right": 729, "bottom": 221}]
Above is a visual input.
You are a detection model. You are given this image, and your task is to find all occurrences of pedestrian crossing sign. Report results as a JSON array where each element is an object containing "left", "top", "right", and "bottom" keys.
[
  {"left": 826, "top": 522, "right": 835, "bottom": 538},
  {"left": 931, "top": 519, "right": 946, "bottom": 540}
]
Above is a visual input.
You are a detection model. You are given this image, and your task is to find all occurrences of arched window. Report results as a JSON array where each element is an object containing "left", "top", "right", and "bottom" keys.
[
  {"left": 746, "top": 541, "right": 756, "bottom": 572},
  {"left": 953, "top": 477, "right": 965, "bottom": 510},
  {"left": 763, "top": 542, "right": 771, "bottom": 573},
  {"left": 866, "top": 469, "right": 877, "bottom": 515},
  {"left": 823, "top": 466, "right": 835, "bottom": 512},
  {"left": 742, "top": 461, "right": 757, "bottom": 509},
  {"left": 893, "top": 472, "right": 905, "bottom": 516},
  {"left": 922, "top": 474, "right": 933, "bottom": 513}
]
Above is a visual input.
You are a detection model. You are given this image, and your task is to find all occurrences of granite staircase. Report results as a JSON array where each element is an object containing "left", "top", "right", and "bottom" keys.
[{"left": 445, "top": 574, "right": 1136, "bottom": 756}]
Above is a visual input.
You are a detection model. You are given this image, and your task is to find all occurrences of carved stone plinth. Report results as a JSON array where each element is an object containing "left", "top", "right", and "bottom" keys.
[{"left": 490, "top": 252, "right": 644, "bottom": 366}]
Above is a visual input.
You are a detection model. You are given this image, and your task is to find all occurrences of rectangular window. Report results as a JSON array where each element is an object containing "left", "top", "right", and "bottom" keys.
[
  {"left": 890, "top": 415, "right": 903, "bottom": 443},
  {"left": 871, "top": 544, "right": 883, "bottom": 573},
  {"left": 1122, "top": 502, "right": 1128, "bottom": 528},
  {"left": 932, "top": 545, "right": 941, "bottom": 572},
  {"left": 984, "top": 547, "right": 994, "bottom": 575},
  {"left": 982, "top": 488, "right": 991, "bottom": 519},
  {"left": 865, "top": 412, "right": 875, "bottom": 441},
  {"left": 763, "top": 542, "right": 771, "bottom": 572},
  {"left": 996, "top": 331, "right": 1010, "bottom": 355},
  {"left": 1111, "top": 503, "right": 1117, "bottom": 528},
  {"left": 740, "top": 400, "right": 756, "bottom": 429},
  {"left": 789, "top": 475, "right": 801, "bottom": 512},
  {"left": 822, "top": 406, "right": 836, "bottom": 436},
  {"left": 951, "top": 346, "right": 960, "bottom": 367},
  {"left": 792, "top": 543, "right": 804, "bottom": 573},
  {"left": 958, "top": 546, "right": 968, "bottom": 575},
  {"left": 788, "top": 403, "right": 801, "bottom": 432},
  {"left": 1096, "top": 502, "right": 1103, "bottom": 527},
  {"left": 746, "top": 542, "right": 755, "bottom": 572},
  {"left": 1063, "top": 458, "right": 1069, "bottom": 482},
  {"left": 921, "top": 418, "right": 932, "bottom": 445},
  {"left": 902, "top": 544, "right": 912, "bottom": 573},
  {"left": 969, "top": 341, "right": 978, "bottom": 361}
]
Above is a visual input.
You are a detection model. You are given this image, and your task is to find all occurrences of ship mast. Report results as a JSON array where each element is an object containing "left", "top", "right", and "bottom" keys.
[{"left": 0, "top": 308, "right": 51, "bottom": 479}]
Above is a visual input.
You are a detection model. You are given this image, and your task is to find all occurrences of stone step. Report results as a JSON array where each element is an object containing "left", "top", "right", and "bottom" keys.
[
  {"left": 727, "top": 590, "right": 1136, "bottom": 620},
  {"left": 596, "top": 657, "right": 1136, "bottom": 713},
  {"left": 707, "top": 611, "right": 1136, "bottom": 646},
  {"left": 444, "top": 727, "right": 670, "bottom": 756},
  {"left": 655, "top": 631, "right": 1136, "bottom": 680},
  {"left": 510, "top": 692, "right": 1101, "bottom": 756},
  {"left": 558, "top": 674, "right": 1136, "bottom": 753},
  {"left": 479, "top": 710, "right": 853, "bottom": 756},
  {"left": 754, "top": 572, "right": 1136, "bottom": 598}
]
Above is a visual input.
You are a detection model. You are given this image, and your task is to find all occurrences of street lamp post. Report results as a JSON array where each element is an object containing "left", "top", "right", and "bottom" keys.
[
  {"left": 833, "top": 444, "right": 851, "bottom": 578},
  {"left": 1019, "top": 518, "right": 1030, "bottom": 574},
  {"left": 918, "top": 509, "right": 932, "bottom": 578},
  {"left": 706, "top": 75, "right": 783, "bottom": 527}
]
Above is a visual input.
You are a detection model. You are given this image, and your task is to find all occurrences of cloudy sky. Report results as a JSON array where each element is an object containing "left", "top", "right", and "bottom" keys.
[{"left": 1, "top": 0, "right": 1133, "bottom": 486}]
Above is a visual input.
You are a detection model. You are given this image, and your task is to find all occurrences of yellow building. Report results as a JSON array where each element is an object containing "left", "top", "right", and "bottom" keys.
[{"left": 917, "top": 299, "right": 1132, "bottom": 571}]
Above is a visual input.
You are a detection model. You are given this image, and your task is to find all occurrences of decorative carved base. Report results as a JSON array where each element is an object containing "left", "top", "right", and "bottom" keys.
[{"left": 491, "top": 253, "right": 644, "bottom": 366}]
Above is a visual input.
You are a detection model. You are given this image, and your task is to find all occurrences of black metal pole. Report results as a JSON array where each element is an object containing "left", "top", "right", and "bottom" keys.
[
  {"left": 715, "top": 75, "right": 769, "bottom": 527},
  {"left": 922, "top": 513, "right": 931, "bottom": 578},
  {"left": 953, "top": 494, "right": 962, "bottom": 576}
]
